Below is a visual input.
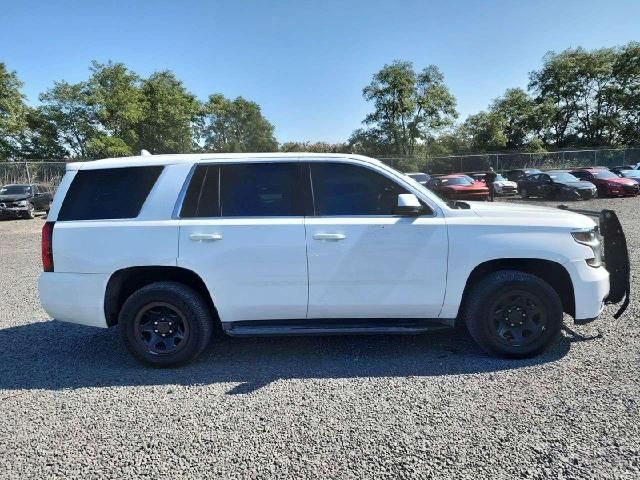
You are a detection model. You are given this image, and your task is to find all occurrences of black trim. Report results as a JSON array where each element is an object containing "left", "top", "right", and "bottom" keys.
[{"left": 222, "top": 318, "right": 452, "bottom": 336}]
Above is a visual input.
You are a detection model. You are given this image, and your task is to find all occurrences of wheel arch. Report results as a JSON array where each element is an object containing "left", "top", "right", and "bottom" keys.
[
  {"left": 104, "top": 266, "right": 219, "bottom": 327},
  {"left": 458, "top": 258, "right": 575, "bottom": 323}
]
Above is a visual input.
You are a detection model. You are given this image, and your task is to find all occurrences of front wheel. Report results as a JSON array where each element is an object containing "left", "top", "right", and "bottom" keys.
[
  {"left": 520, "top": 188, "right": 528, "bottom": 199},
  {"left": 463, "top": 270, "right": 563, "bottom": 358},
  {"left": 24, "top": 203, "right": 35, "bottom": 219},
  {"left": 119, "top": 281, "right": 214, "bottom": 367}
]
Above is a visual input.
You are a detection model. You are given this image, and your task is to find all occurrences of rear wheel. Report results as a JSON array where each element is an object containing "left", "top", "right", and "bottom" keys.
[
  {"left": 119, "top": 281, "right": 214, "bottom": 367},
  {"left": 463, "top": 270, "right": 563, "bottom": 358}
]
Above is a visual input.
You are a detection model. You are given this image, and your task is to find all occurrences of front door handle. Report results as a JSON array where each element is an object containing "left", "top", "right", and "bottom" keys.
[
  {"left": 313, "top": 233, "right": 346, "bottom": 241},
  {"left": 189, "top": 233, "right": 223, "bottom": 242}
]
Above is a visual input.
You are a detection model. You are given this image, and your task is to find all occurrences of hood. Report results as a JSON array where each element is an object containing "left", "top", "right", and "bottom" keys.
[
  {"left": 0, "top": 194, "right": 30, "bottom": 202},
  {"left": 454, "top": 201, "right": 596, "bottom": 229},
  {"left": 444, "top": 182, "right": 488, "bottom": 191},
  {"left": 493, "top": 180, "right": 517, "bottom": 187},
  {"left": 557, "top": 181, "right": 596, "bottom": 189},
  {"left": 605, "top": 177, "right": 637, "bottom": 186}
]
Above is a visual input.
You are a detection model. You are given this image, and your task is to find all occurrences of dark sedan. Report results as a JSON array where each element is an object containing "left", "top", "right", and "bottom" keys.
[
  {"left": 517, "top": 171, "right": 598, "bottom": 200},
  {"left": 610, "top": 168, "right": 640, "bottom": 185},
  {"left": 0, "top": 184, "right": 53, "bottom": 219},
  {"left": 504, "top": 168, "right": 542, "bottom": 182}
]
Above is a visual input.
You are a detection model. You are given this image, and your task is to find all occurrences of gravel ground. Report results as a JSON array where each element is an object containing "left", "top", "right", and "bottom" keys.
[{"left": 0, "top": 198, "right": 639, "bottom": 479}]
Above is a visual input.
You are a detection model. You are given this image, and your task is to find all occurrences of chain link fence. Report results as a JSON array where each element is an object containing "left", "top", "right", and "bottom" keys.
[
  {"left": 380, "top": 148, "right": 640, "bottom": 174},
  {"left": 2, "top": 148, "right": 639, "bottom": 190}
]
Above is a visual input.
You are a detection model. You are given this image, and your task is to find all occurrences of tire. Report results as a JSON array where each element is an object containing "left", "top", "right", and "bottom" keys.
[
  {"left": 24, "top": 203, "right": 35, "bottom": 219},
  {"left": 463, "top": 270, "right": 563, "bottom": 358},
  {"left": 119, "top": 281, "right": 214, "bottom": 367},
  {"left": 520, "top": 188, "right": 528, "bottom": 199}
]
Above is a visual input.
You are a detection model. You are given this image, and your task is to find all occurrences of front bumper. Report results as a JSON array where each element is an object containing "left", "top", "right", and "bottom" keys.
[
  {"left": 563, "top": 260, "right": 609, "bottom": 322},
  {"left": 0, "top": 205, "right": 31, "bottom": 218}
]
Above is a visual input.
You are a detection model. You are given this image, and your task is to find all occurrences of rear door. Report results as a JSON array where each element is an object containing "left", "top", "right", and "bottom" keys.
[
  {"left": 305, "top": 161, "right": 448, "bottom": 319},
  {"left": 177, "top": 161, "right": 309, "bottom": 324}
]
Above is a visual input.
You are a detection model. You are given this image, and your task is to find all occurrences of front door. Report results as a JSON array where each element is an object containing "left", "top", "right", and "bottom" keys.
[
  {"left": 178, "top": 162, "right": 309, "bottom": 324},
  {"left": 305, "top": 162, "right": 448, "bottom": 319}
]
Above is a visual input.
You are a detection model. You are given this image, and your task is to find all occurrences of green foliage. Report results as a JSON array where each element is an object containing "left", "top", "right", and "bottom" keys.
[
  {"left": 38, "top": 80, "right": 97, "bottom": 158},
  {"left": 0, "top": 63, "right": 29, "bottom": 158},
  {"left": 199, "top": 94, "right": 278, "bottom": 152},
  {"left": 280, "top": 141, "right": 350, "bottom": 153},
  {"left": 137, "top": 71, "right": 200, "bottom": 154},
  {"left": 354, "top": 61, "right": 457, "bottom": 156}
]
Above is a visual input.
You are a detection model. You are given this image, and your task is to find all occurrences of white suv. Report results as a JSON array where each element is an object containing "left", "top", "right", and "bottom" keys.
[{"left": 38, "top": 153, "right": 630, "bottom": 366}]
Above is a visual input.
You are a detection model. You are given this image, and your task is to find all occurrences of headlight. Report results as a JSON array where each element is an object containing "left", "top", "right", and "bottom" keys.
[
  {"left": 572, "top": 228, "right": 602, "bottom": 267},
  {"left": 16, "top": 200, "right": 29, "bottom": 207}
]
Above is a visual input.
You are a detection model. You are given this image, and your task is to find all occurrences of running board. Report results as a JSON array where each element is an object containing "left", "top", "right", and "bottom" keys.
[{"left": 222, "top": 318, "right": 451, "bottom": 337}]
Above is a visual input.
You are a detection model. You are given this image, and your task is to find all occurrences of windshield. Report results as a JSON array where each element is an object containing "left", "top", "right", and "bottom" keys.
[
  {"left": 548, "top": 172, "right": 579, "bottom": 182},
  {"left": 494, "top": 174, "right": 506, "bottom": 181},
  {"left": 0, "top": 185, "right": 31, "bottom": 195},
  {"left": 407, "top": 173, "right": 429, "bottom": 182},
  {"left": 620, "top": 170, "right": 640, "bottom": 178},
  {"left": 592, "top": 170, "right": 618, "bottom": 179},
  {"left": 441, "top": 177, "right": 473, "bottom": 186}
]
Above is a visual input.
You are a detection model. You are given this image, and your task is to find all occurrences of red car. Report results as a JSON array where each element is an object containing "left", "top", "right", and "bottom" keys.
[
  {"left": 571, "top": 168, "right": 639, "bottom": 197},
  {"left": 426, "top": 174, "right": 490, "bottom": 201}
]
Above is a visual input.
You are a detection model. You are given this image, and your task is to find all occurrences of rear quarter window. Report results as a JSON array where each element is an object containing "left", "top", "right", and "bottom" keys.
[{"left": 58, "top": 166, "right": 163, "bottom": 221}]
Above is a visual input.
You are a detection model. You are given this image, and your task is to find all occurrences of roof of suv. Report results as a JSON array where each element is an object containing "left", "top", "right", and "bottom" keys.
[{"left": 67, "top": 152, "right": 380, "bottom": 171}]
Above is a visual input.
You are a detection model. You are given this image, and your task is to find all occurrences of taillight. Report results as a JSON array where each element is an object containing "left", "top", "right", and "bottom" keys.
[{"left": 42, "top": 221, "right": 55, "bottom": 272}]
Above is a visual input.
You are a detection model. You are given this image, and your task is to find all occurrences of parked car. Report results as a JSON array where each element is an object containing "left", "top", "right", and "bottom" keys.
[
  {"left": 0, "top": 183, "right": 53, "bottom": 219},
  {"left": 469, "top": 172, "right": 518, "bottom": 196},
  {"left": 39, "top": 153, "right": 629, "bottom": 366},
  {"left": 517, "top": 171, "right": 597, "bottom": 200},
  {"left": 504, "top": 169, "right": 542, "bottom": 182},
  {"left": 609, "top": 168, "right": 640, "bottom": 184},
  {"left": 406, "top": 172, "right": 431, "bottom": 185},
  {"left": 426, "top": 174, "right": 490, "bottom": 200},
  {"left": 571, "top": 168, "right": 640, "bottom": 197}
]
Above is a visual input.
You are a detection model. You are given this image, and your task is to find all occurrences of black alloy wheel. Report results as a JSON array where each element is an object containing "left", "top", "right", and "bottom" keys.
[
  {"left": 133, "top": 302, "right": 189, "bottom": 356},
  {"left": 464, "top": 270, "right": 563, "bottom": 358},
  {"left": 487, "top": 290, "right": 547, "bottom": 348}
]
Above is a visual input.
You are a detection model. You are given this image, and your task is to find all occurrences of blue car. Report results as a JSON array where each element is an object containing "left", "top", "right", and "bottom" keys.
[{"left": 610, "top": 168, "right": 640, "bottom": 184}]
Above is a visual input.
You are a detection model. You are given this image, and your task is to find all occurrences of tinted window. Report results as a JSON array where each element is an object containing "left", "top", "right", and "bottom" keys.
[
  {"left": 311, "top": 163, "right": 409, "bottom": 216},
  {"left": 58, "top": 167, "right": 163, "bottom": 221},
  {"left": 220, "top": 163, "right": 303, "bottom": 217},
  {"left": 180, "top": 165, "right": 220, "bottom": 218}
]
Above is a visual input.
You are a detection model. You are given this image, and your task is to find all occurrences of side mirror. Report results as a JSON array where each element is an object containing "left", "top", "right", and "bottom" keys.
[{"left": 395, "top": 193, "right": 423, "bottom": 215}]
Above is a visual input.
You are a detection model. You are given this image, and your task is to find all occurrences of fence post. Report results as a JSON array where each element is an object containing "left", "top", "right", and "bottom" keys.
[
  {"left": 594, "top": 150, "right": 597, "bottom": 167},
  {"left": 24, "top": 162, "right": 31, "bottom": 184}
]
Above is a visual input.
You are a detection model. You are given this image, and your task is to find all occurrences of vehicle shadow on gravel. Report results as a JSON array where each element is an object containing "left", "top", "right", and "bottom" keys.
[{"left": 0, "top": 319, "right": 587, "bottom": 395}]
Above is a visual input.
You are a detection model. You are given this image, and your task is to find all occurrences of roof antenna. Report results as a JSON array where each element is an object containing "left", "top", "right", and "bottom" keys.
[{"left": 140, "top": 149, "right": 152, "bottom": 156}]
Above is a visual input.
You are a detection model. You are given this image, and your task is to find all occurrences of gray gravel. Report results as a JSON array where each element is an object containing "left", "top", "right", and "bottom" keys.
[{"left": 0, "top": 198, "right": 639, "bottom": 479}]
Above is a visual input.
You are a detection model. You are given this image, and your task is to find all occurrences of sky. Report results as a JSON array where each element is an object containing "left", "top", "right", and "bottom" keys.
[{"left": 1, "top": 0, "right": 639, "bottom": 143}]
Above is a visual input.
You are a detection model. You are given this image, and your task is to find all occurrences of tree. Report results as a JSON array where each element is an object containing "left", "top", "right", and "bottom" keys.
[
  {"left": 199, "top": 94, "right": 278, "bottom": 152},
  {"left": 17, "top": 108, "right": 68, "bottom": 159},
  {"left": 38, "top": 81, "right": 97, "bottom": 158},
  {"left": 614, "top": 42, "right": 640, "bottom": 145},
  {"left": 355, "top": 61, "right": 457, "bottom": 157},
  {"left": 460, "top": 111, "right": 507, "bottom": 151},
  {"left": 0, "top": 63, "right": 29, "bottom": 159},
  {"left": 87, "top": 61, "right": 145, "bottom": 154},
  {"left": 280, "top": 141, "right": 349, "bottom": 153},
  {"left": 137, "top": 71, "right": 200, "bottom": 154}
]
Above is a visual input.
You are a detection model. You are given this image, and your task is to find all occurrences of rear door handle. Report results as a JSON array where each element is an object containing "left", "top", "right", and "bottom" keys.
[
  {"left": 189, "top": 233, "right": 223, "bottom": 242},
  {"left": 313, "top": 233, "right": 346, "bottom": 241}
]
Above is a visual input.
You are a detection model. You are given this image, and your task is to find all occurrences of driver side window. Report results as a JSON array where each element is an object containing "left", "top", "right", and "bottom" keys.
[{"left": 310, "top": 163, "right": 413, "bottom": 216}]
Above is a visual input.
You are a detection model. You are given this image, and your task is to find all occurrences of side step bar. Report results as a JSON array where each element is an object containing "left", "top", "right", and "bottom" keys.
[{"left": 223, "top": 319, "right": 451, "bottom": 337}]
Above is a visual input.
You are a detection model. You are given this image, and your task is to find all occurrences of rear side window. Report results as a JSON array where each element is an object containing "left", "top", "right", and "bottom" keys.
[
  {"left": 310, "top": 162, "right": 409, "bottom": 216},
  {"left": 180, "top": 162, "right": 304, "bottom": 217},
  {"left": 58, "top": 166, "right": 163, "bottom": 221}
]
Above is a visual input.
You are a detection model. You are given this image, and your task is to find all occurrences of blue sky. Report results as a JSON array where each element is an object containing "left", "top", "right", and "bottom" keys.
[{"left": 1, "top": 0, "right": 639, "bottom": 143}]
